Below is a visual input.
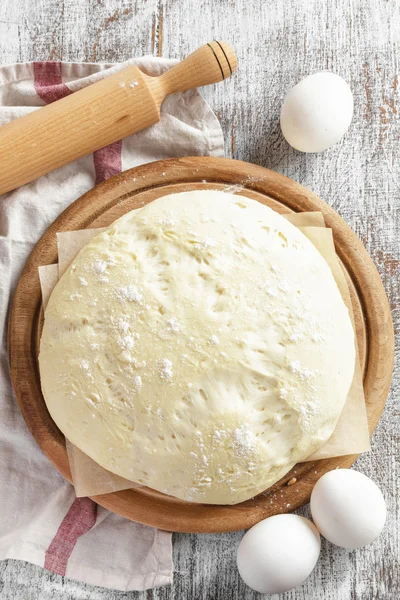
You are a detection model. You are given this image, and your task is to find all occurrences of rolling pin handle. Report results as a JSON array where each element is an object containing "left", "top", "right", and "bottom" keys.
[{"left": 156, "top": 41, "right": 237, "bottom": 98}]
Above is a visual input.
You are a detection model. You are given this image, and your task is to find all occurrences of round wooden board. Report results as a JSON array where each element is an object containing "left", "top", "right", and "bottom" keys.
[{"left": 8, "top": 157, "right": 394, "bottom": 533}]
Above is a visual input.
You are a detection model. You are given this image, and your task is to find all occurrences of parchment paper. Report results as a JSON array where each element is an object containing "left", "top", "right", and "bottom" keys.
[
  {"left": 57, "top": 229, "right": 107, "bottom": 278},
  {"left": 39, "top": 212, "right": 370, "bottom": 498},
  {"left": 66, "top": 439, "right": 139, "bottom": 496},
  {"left": 297, "top": 226, "right": 370, "bottom": 460}
]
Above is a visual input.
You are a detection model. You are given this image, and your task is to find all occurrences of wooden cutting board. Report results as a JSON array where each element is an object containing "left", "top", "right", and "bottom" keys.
[{"left": 8, "top": 157, "right": 394, "bottom": 533}]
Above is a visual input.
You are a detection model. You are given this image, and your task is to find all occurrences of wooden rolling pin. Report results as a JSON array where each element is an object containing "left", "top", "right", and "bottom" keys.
[{"left": 0, "top": 41, "right": 237, "bottom": 196}]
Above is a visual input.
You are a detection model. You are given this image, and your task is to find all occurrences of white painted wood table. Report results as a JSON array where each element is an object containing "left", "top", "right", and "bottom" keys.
[{"left": 0, "top": 1, "right": 399, "bottom": 598}]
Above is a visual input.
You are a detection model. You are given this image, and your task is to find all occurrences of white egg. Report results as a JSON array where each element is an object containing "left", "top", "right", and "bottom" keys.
[
  {"left": 310, "top": 469, "right": 386, "bottom": 549},
  {"left": 280, "top": 72, "right": 353, "bottom": 152},
  {"left": 237, "top": 515, "right": 321, "bottom": 594}
]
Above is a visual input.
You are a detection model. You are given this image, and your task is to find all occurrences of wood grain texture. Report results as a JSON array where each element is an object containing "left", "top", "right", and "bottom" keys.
[
  {"left": 0, "top": 41, "right": 236, "bottom": 195},
  {"left": 9, "top": 157, "right": 393, "bottom": 533},
  {"left": 0, "top": 0, "right": 399, "bottom": 598}
]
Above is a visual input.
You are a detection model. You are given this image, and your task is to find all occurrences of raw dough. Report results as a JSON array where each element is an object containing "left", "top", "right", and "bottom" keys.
[{"left": 39, "top": 191, "right": 355, "bottom": 505}]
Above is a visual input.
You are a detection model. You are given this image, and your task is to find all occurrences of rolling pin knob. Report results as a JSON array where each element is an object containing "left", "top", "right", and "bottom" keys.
[{"left": 154, "top": 41, "right": 238, "bottom": 97}]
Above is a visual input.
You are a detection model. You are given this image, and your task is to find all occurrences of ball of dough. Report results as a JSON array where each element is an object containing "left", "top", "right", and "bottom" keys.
[{"left": 39, "top": 190, "right": 355, "bottom": 505}]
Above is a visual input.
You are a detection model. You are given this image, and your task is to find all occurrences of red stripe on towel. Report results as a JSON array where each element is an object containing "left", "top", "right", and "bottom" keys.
[
  {"left": 34, "top": 63, "right": 99, "bottom": 577},
  {"left": 33, "top": 61, "right": 122, "bottom": 182},
  {"left": 94, "top": 140, "right": 123, "bottom": 184},
  {"left": 44, "top": 497, "right": 97, "bottom": 576},
  {"left": 33, "top": 62, "right": 73, "bottom": 103}
]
